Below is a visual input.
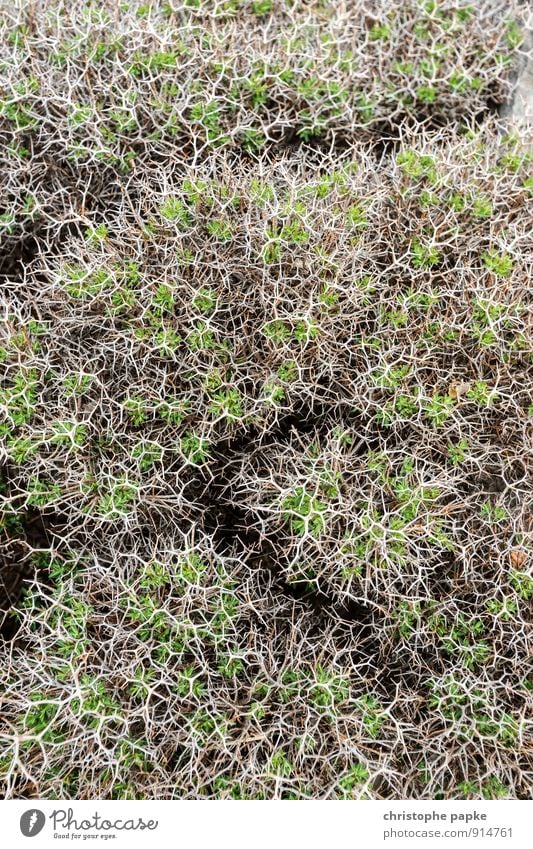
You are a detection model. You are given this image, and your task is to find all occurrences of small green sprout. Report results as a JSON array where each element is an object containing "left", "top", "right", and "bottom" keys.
[
  {"left": 472, "top": 195, "right": 492, "bottom": 219},
  {"left": 180, "top": 433, "right": 210, "bottom": 464},
  {"left": 21, "top": 694, "right": 63, "bottom": 741},
  {"left": 505, "top": 20, "right": 523, "bottom": 49},
  {"left": 249, "top": 179, "right": 275, "bottom": 205},
  {"left": 123, "top": 395, "right": 149, "bottom": 425},
  {"left": 281, "top": 487, "right": 328, "bottom": 537},
  {"left": 152, "top": 284, "right": 175, "bottom": 313},
  {"left": 447, "top": 439, "right": 469, "bottom": 464},
  {"left": 263, "top": 320, "right": 290, "bottom": 344},
  {"left": 396, "top": 149, "right": 436, "bottom": 181},
  {"left": 369, "top": 24, "right": 389, "bottom": 41},
  {"left": 338, "top": 763, "right": 370, "bottom": 797},
  {"left": 85, "top": 223, "right": 107, "bottom": 244},
  {"left": 310, "top": 665, "right": 349, "bottom": 709},
  {"left": 480, "top": 501, "right": 508, "bottom": 524},
  {"left": 355, "top": 93, "right": 375, "bottom": 122},
  {"left": 241, "top": 128, "right": 266, "bottom": 152},
  {"left": 192, "top": 287, "right": 217, "bottom": 314},
  {"left": 482, "top": 250, "right": 513, "bottom": 278},
  {"left": 0, "top": 369, "right": 39, "bottom": 426},
  {"left": 208, "top": 389, "right": 243, "bottom": 420},
  {"left": 187, "top": 321, "right": 216, "bottom": 351},
  {"left": 131, "top": 440, "right": 162, "bottom": 471},
  {"left": 318, "top": 285, "right": 339, "bottom": 309},
  {"left": 62, "top": 372, "right": 92, "bottom": 397},
  {"left": 48, "top": 420, "right": 87, "bottom": 448},
  {"left": 509, "top": 569, "right": 533, "bottom": 601},
  {"left": 294, "top": 319, "right": 319, "bottom": 343},
  {"left": 411, "top": 240, "right": 440, "bottom": 268},
  {"left": 217, "top": 654, "right": 245, "bottom": 678},
  {"left": 153, "top": 327, "right": 181, "bottom": 356},
  {"left": 252, "top": 0, "right": 273, "bottom": 14},
  {"left": 262, "top": 234, "right": 282, "bottom": 264},
  {"left": 482, "top": 777, "right": 510, "bottom": 800},
  {"left": 128, "top": 667, "right": 156, "bottom": 700},
  {"left": 264, "top": 381, "right": 285, "bottom": 406},
  {"left": 182, "top": 178, "right": 208, "bottom": 205},
  {"left": 27, "top": 478, "right": 62, "bottom": 507},
  {"left": 371, "top": 364, "right": 410, "bottom": 390},
  {"left": 394, "top": 601, "right": 422, "bottom": 639},
  {"left": 347, "top": 204, "right": 368, "bottom": 229},
  {"left": 140, "top": 561, "right": 169, "bottom": 591},
  {"left": 280, "top": 221, "right": 308, "bottom": 245},
  {"left": 269, "top": 750, "right": 293, "bottom": 777},
  {"left": 424, "top": 393, "right": 455, "bottom": 427},
  {"left": 486, "top": 597, "right": 517, "bottom": 621},
  {"left": 157, "top": 397, "right": 190, "bottom": 425},
  {"left": 356, "top": 694, "right": 386, "bottom": 739},
  {"left": 7, "top": 434, "right": 40, "bottom": 463},
  {"left": 174, "top": 666, "right": 206, "bottom": 699},
  {"left": 417, "top": 85, "right": 437, "bottom": 103},
  {"left": 277, "top": 359, "right": 298, "bottom": 382},
  {"left": 96, "top": 479, "right": 139, "bottom": 519},
  {"left": 206, "top": 218, "right": 232, "bottom": 241},
  {"left": 159, "top": 197, "right": 192, "bottom": 226},
  {"left": 466, "top": 381, "right": 498, "bottom": 407}
]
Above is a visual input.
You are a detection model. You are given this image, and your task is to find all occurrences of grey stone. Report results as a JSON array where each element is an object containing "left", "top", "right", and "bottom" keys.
[{"left": 501, "top": 13, "right": 533, "bottom": 129}]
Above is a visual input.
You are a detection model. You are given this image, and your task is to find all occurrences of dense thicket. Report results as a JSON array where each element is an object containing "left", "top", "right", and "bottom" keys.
[{"left": 1, "top": 0, "right": 531, "bottom": 800}]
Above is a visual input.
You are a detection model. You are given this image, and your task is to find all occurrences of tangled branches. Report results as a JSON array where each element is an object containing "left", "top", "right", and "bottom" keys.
[{"left": 0, "top": 0, "right": 531, "bottom": 800}]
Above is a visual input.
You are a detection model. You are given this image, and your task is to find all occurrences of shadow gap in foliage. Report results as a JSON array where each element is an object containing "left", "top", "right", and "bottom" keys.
[{"left": 0, "top": 464, "right": 66, "bottom": 640}]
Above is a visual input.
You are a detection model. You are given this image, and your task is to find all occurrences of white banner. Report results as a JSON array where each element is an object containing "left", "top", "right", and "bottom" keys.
[{"left": 1, "top": 800, "right": 531, "bottom": 849}]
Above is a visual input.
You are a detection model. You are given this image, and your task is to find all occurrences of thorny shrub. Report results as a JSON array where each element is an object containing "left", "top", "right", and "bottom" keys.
[{"left": 0, "top": 0, "right": 531, "bottom": 800}]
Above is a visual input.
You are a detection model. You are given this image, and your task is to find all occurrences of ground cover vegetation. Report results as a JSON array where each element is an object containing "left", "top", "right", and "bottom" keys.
[{"left": 0, "top": 0, "right": 531, "bottom": 800}]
